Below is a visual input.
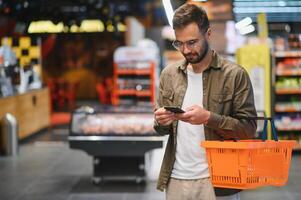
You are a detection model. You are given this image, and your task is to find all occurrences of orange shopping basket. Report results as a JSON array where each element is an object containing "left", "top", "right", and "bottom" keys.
[{"left": 201, "top": 117, "right": 297, "bottom": 189}]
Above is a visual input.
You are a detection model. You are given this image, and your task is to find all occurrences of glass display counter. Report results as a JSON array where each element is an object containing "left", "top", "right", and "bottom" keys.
[{"left": 68, "top": 106, "right": 163, "bottom": 184}]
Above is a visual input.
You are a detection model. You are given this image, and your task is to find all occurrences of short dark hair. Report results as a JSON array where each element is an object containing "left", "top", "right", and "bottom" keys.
[{"left": 172, "top": 3, "right": 209, "bottom": 33}]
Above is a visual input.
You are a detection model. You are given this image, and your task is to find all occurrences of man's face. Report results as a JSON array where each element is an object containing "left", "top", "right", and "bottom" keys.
[{"left": 174, "top": 23, "right": 209, "bottom": 64}]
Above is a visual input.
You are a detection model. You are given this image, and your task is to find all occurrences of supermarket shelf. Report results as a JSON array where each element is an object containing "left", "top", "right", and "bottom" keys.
[
  {"left": 275, "top": 88, "right": 301, "bottom": 94},
  {"left": 277, "top": 128, "right": 301, "bottom": 131},
  {"left": 276, "top": 70, "right": 301, "bottom": 76},
  {"left": 117, "top": 90, "right": 152, "bottom": 97},
  {"left": 116, "top": 69, "right": 151, "bottom": 75},
  {"left": 112, "top": 60, "right": 155, "bottom": 106},
  {"left": 273, "top": 50, "right": 301, "bottom": 152},
  {"left": 275, "top": 107, "right": 301, "bottom": 112},
  {"left": 274, "top": 51, "right": 301, "bottom": 57}
]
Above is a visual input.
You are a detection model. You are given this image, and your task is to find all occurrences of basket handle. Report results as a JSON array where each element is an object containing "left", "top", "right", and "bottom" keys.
[{"left": 237, "top": 116, "right": 278, "bottom": 141}]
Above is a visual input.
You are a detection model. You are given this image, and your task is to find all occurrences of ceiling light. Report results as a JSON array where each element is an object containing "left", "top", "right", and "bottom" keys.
[
  {"left": 162, "top": 0, "right": 173, "bottom": 27},
  {"left": 239, "top": 25, "right": 255, "bottom": 35},
  {"left": 235, "top": 17, "right": 252, "bottom": 30},
  {"left": 278, "top": 1, "right": 286, "bottom": 7}
]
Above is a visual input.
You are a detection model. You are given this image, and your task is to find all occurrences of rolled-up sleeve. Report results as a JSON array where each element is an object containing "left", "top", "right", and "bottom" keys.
[{"left": 153, "top": 71, "right": 173, "bottom": 136}]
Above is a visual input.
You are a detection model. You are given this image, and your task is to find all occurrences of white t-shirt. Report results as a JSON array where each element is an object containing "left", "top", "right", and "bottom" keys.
[{"left": 171, "top": 67, "right": 209, "bottom": 179}]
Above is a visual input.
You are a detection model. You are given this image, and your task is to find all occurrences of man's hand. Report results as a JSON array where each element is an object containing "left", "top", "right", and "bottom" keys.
[
  {"left": 174, "top": 105, "right": 210, "bottom": 125},
  {"left": 154, "top": 107, "right": 175, "bottom": 126}
]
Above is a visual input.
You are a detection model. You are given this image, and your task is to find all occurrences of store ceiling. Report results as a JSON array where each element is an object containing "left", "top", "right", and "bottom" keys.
[
  {"left": 0, "top": 0, "right": 189, "bottom": 34},
  {"left": 0, "top": 0, "right": 150, "bottom": 24}
]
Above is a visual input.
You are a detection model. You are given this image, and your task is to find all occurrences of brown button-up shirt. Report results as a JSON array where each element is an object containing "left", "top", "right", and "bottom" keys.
[{"left": 154, "top": 50, "right": 257, "bottom": 196}]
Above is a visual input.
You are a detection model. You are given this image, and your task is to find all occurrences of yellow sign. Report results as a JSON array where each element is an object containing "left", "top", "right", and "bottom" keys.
[
  {"left": 1, "top": 37, "right": 41, "bottom": 71},
  {"left": 237, "top": 44, "right": 271, "bottom": 138},
  {"left": 257, "top": 13, "right": 268, "bottom": 39}
]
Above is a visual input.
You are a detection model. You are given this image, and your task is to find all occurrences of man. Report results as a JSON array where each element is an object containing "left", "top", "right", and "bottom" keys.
[{"left": 154, "top": 3, "right": 257, "bottom": 200}]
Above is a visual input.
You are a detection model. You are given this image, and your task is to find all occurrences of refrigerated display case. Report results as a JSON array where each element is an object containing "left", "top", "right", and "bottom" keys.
[{"left": 68, "top": 106, "right": 164, "bottom": 184}]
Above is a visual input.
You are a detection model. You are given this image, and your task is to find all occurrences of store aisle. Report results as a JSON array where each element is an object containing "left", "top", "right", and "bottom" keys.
[{"left": 0, "top": 134, "right": 300, "bottom": 200}]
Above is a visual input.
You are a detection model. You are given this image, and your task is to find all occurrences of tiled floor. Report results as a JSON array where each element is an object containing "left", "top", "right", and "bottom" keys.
[{"left": 0, "top": 129, "right": 300, "bottom": 200}]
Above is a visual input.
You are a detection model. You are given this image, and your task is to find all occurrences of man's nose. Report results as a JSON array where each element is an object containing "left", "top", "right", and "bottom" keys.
[{"left": 182, "top": 44, "right": 191, "bottom": 54}]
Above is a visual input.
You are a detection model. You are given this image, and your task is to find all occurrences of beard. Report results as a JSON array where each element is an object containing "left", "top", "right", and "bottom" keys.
[{"left": 183, "top": 39, "right": 209, "bottom": 64}]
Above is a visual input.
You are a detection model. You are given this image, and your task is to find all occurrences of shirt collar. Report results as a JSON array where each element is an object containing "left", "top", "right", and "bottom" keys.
[{"left": 177, "top": 50, "right": 221, "bottom": 72}]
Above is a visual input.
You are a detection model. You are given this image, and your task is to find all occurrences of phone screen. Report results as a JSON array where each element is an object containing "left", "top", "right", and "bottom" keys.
[{"left": 164, "top": 106, "right": 185, "bottom": 113}]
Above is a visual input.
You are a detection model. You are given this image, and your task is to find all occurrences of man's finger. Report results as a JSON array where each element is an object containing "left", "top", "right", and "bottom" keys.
[
  {"left": 175, "top": 112, "right": 192, "bottom": 120},
  {"left": 155, "top": 108, "right": 172, "bottom": 115},
  {"left": 159, "top": 118, "right": 174, "bottom": 126},
  {"left": 156, "top": 113, "right": 174, "bottom": 120}
]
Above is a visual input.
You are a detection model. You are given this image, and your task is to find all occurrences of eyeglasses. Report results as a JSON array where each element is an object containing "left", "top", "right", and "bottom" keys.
[{"left": 172, "top": 39, "right": 200, "bottom": 51}]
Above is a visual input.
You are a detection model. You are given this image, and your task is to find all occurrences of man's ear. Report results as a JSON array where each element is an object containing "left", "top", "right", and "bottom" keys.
[{"left": 206, "top": 28, "right": 212, "bottom": 40}]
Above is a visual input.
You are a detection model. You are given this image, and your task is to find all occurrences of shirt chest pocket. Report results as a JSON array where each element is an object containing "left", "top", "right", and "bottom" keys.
[
  {"left": 162, "top": 90, "right": 174, "bottom": 106},
  {"left": 211, "top": 94, "right": 233, "bottom": 115}
]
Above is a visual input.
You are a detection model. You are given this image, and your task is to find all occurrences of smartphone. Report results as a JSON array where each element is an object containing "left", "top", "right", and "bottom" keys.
[{"left": 164, "top": 106, "right": 185, "bottom": 113}]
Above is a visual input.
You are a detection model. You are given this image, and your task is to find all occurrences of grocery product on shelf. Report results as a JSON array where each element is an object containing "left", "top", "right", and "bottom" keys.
[
  {"left": 288, "top": 34, "right": 301, "bottom": 49},
  {"left": 274, "top": 34, "right": 301, "bottom": 51},
  {"left": 275, "top": 102, "right": 301, "bottom": 112},
  {"left": 276, "top": 57, "right": 301, "bottom": 75},
  {"left": 275, "top": 77, "right": 301, "bottom": 90},
  {"left": 274, "top": 115, "right": 301, "bottom": 131}
]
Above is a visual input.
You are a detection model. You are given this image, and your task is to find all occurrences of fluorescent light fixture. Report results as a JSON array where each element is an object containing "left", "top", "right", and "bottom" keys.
[
  {"left": 106, "top": 23, "right": 114, "bottom": 32},
  {"left": 28, "top": 21, "right": 64, "bottom": 33},
  {"left": 239, "top": 24, "right": 255, "bottom": 35},
  {"left": 235, "top": 17, "right": 252, "bottom": 30},
  {"left": 70, "top": 24, "right": 80, "bottom": 33},
  {"left": 162, "top": 0, "right": 174, "bottom": 27},
  {"left": 234, "top": 7, "right": 301, "bottom": 13},
  {"left": 278, "top": 1, "right": 286, "bottom": 7},
  {"left": 81, "top": 20, "right": 105, "bottom": 32},
  {"left": 27, "top": 20, "right": 125, "bottom": 33},
  {"left": 233, "top": 0, "right": 301, "bottom": 7},
  {"left": 117, "top": 22, "right": 126, "bottom": 32}
]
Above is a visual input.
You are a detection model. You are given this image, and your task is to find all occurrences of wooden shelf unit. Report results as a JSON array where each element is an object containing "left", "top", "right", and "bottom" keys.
[{"left": 0, "top": 88, "right": 50, "bottom": 140}]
